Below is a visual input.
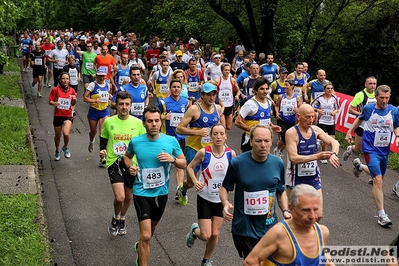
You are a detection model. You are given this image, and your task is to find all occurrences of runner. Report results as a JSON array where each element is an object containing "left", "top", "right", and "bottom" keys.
[
  {"left": 123, "top": 106, "right": 186, "bottom": 266},
  {"left": 185, "top": 124, "right": 236, "bottom": 266},
  {"left": 29, "top": 41, "right": 46, "bottom": 98},
  {"left": 48, "top": 72, "right": 77, "bottom": 161}
]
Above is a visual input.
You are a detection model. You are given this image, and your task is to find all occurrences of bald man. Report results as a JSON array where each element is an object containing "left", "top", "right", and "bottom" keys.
[
  {"left": 303, "top": 69, "right": 329, "bottom": 103},
  {"left": 285, "top": 104, "right": 340, "bottom": 219}
]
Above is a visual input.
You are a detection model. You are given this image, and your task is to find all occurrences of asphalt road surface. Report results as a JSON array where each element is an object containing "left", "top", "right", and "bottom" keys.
[{"left": 22, "top": 71, "right": 399, "bottom": 266}]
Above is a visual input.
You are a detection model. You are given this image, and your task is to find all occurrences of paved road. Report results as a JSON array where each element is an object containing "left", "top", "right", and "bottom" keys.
[{"left": 22, "top": 70, "right": 399, "bottom": 266}]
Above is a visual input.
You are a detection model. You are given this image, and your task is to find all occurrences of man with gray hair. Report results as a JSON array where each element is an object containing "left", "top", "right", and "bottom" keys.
[
  {"left": 345, "top": 85, "right": 399, "bottom": 227},
  {"left": 244, "top": 184, "right": 333, "bottom": 266},
  {"left": 220, "top": 124, "right": 291, "bottom": 259}
]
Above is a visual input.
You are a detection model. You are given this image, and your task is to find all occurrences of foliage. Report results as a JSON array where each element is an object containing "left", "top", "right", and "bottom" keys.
[
  {"left": 4, "top": 57, "right": 19, "bottom": 72},
  {"left": 0, "top": 194, "right": 49, "bottom": 265},
  {"left": 0, "top": 74, "right": 22, "bottom": 98}
]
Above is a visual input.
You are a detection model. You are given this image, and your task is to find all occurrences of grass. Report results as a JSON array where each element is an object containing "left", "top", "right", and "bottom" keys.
[
  {"left": 0, "top": 74, "right": 22, "bottom": 99},
  {"left": 0, "top": 194, "right": 49, "bottom": 265},
  {"left": 4, "top": 57, "right": 20, "bottom": 72},
  {"left": 335, "top": 131, "right": 399, "bottom": 170},
  {"left": 0, "top": 106, "right": 33, "bottom": 165}
]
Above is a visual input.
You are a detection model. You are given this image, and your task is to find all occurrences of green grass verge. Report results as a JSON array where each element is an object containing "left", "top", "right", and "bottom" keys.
[
  {"left": 0, "top": 194, "right": 49, "bottom": 265},
  {"left": 0, "top": 106, "right": 33, "bottom": 165},
  {"left": 335, "top": 131, "right": 399, "bottom": 170},
  {"left": 4, "top": 57, "right": 20, "bottom": 72},
  {"left": 0, "top": 74, "right": 22, "bottom": 99}
]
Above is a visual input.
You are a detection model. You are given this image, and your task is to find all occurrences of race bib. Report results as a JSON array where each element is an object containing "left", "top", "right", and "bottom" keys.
[
  {"left": 264, "top": 74, "right": 273, "bottom": 83},
  {"left": 34, "top": 58, "right": 42, "bottom": 65},
  {"left": 45, "top": 50, "right": 52, "bottom": 56},
  {"left": 160, "top": 84, "right": 169, "bottom": 94},
  {"left": 113, "top": 142, "right": 127, "bottom": 157},
  {"left": 57, "top": 97, "right": 71, "bottom": 110},
  {"left": 142, "top": 167, "right": 165, "bottom": 189},
  {"left": 294, "top": 87, "right": 302, "bottom": 95},
  {"left": 118, "top": 76, "right": 128, "bottom": 85},
  {"left": 259, "top": 118, "right": 270, "bottom": 126},
  {"left": 169, "top": 113, "right": 184, "bottom": 127},
  {"left": 208, "top": 178, "right": 223, "bottom": 197},
  {"left": 86, "top": 63, "right": 94, "bottom": 70},
  {"left": 131, "top": 102, "right": 144, "bottom": 116},
  {"left": 100, "top": 92, "right": 109, "bottom": 102},
  {"left": 150, "top": 58, "right": 157, "bottom": 64},
  {"left": 298, "top": 160, "right": 317, "bottom": 177},
  {"left": 281, "top": 105, "right": 295, "bottom": 116},
  {"left": 189, "top": 82, "right": 198, "bottom": 92},
  {"left": 201, "top": 129, "right": 211, "bottom": 144},
  {"left": 374, "top": 132, "right": 390, "bottom": 147},
  {"left": 244, "top": 190, "right": 269, "bottom": 215}
]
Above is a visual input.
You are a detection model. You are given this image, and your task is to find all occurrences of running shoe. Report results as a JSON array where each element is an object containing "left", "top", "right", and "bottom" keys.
[
  {"left": 88, "top": 140, "right": 94, "bottom": 153},
  {"left": 316, "top": 139, "right": 321, "bottom": 150},
  {"left": 186, "top": 222, "right": 199, "bottom": 248},
  {"left": 201, "top": 260, "right": 213, "bottom": 266},
  {"left": 368, "top": 178, "right": 373, "bottom": 184},
  {"left": 63, "top": 147, "right": 71, "bottom": 158},
  {"left": 32, "top": 81, "right": 36, "bottom": 87},
  {"left": 352, "top": 158, "right": 361, "bottom": 177},
  {"left": 392, "top": 181, "right": 399, "bottom": 197},
  {"left": 23, "top": 68, "right": 26, "bottom": 72},
  {"left": 118, "top": 219, "right": 126, "bottom": 235},
  {"left": 47, "top": 83, "right": 51, "bottom": 88},
  {"left": 378, "top": 214, "right": 392, "bottom": 227},
  {"left": 175, "top": 186, "right": 179, "bottom": 200},
  {"left": 343, "top": 145, "right": 352, "bottom": 161},
  {"left": 55, "top": 149, "right": 61, "bottom": 161},
  {"left": 320, "top": 159, "right": 328, "bottom": 164},
  {"left": 37, "top": 92, "right": 42, "bottom": 98},
  {"left": 99, "top": 158, "right": 106, "bottom": 168},
  {"left": 177, "top": 184, "right": 188, "bottom": 206},
  {"left": 108, "top": 217, "right": 119, "bottom": 236}
]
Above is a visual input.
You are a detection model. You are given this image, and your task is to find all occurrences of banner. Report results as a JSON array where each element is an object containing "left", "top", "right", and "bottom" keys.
[{"left": 334, "top": 92, "right": 399, "bottom": 153}]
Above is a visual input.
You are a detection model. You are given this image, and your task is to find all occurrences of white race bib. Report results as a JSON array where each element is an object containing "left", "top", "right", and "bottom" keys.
[
  {"left": 259, "top": 118, "right": 270, "bottom": 126},
  {"left": 57, "top": 97, "right": 71, "bottom": 110},
  {"left": 169, "top": 113, "right": 184, "bottom": 127},
  {"left": 244, "top": 190, "right": 269, "bottom": 215},
  {"left": 100, "top": 92, "right": 109, "bottom": 102},
  {"left": 294, "top": 87, "right": 302, "bottom": 95},
  {"left": 160, "top": 84, "right": 169, "bottom": 94},
  {"left": 118, "top": 76, "right": 128, "bottom": 85},
  {"left": 34, "top": 58, "right": 42, "bottom": 65},
  {"left": 189, "top": 82, "right": 198, "bottom": 92},
  {"left": 374, "top": 132, "right": 390, "bottom": 147},
  {"left": 208, "top": 178, "right": 223, "bottom": 197},
  {"left": 314, "top": 91, "right": 324, "bottom": 99},
  {"left": 150, "top": 58, "right": 157, "bottom": 64},
  {"left": 264, "top": 74, "right": 273, "bottom": 83},
  {"left": 298, "top": 160, "right": 317, "bottom": 177},
  {"left": 86, "top": 63, "right": 94, "bottom": 70},
  {"left": 131, "top": 102, "right": 144, "bottom": 116},
  {"left": 113, "top": 142, "right": 127, "bottom": 157},
  {"left": 201, "top": 129, "right": 211, "bottom": 144},
  {"left": 142, "top": 167, "right": 165, "bottom": 189}
]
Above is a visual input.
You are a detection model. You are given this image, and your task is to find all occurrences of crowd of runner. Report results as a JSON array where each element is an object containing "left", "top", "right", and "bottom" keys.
[{"left": 19, "top": 29, "right": 399, "bottom": 266}]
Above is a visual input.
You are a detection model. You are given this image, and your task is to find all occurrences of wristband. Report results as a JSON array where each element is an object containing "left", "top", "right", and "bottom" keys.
[{"left": 283, "top": 209, "right": 290, "bottom": 214}]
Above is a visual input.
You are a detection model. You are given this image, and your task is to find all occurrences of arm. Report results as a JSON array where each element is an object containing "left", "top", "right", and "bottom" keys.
[
  {"left": 219, "top": 186, "right": 233, "bottom": 222},
  {"left": 176, "top": 105, "right": 208, "bottom": 136},
  {"left": 235, "top": 114, "right": 250, "bottom": 132},
  {"left": 243, "top": 226, "right": 283, "bottom": 266},
  {"left": 348, "top": 105, "right": 361, "bottom": 116},
  {"left": 314, "top": 126, "right": 340, "bottom": 168},
  {"left": 303, "top": 82, "right": 312, "bottom": 102},
  {"left": 345, "top": 117, "right": 363, "bottom": 144},
  {"left": 123, "top": 150, "right": 139, "bottom": 177},
  {"left": 157, "top": 152, "right": 186, "bottom": 169},
  {"left": 277, "top": 190, "right": 291, "bottom": 219},
  {"left": 186, "top": 149, "right": 206, "bottom": 191},
  {"left": 285, "top": 127, "right": 332, "bottom": 164},
  {"left": 274, "top": 96, "right": 282, "bottom": 120}
]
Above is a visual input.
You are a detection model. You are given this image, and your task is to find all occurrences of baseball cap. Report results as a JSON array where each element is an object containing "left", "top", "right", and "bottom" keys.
[
  {"left": 96, "top": 67, "right": 107, "bottom": 76},
  {"left": 111, "top": 46, "right": 118, "bottom": 51},
  {"left": 176, "top": 50, "right": 183, "bottom": 56},
  {"left": 246, "top": 62, "right": 252, "bottom": 68},
  {"left": 80, "top": 36, "right": 86, "bottom": 41},
  {"left": 201, "top": 83, "right": 217, "bottom": 93},
  {"left": 193, "top": 50, "right": 200, "bottom": 55},
  {"left": 280, "top": 67, "right": 289, "bottom": 74}
]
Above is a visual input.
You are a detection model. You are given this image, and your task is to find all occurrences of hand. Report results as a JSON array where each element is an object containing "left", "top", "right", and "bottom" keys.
[
  {"left": 345, "top": 132, "right": 353, "bottom": 144},
  {"left": 165, "top": 111, "right": 172, "bottom": 121},
  {"left": 318, "top": 109, "right": 324, "bottom": 115},
  {"left": 194, "top": 181, "right": 205, "bottom": 191},
  {"left": 396, "top": 136, "right": 399, "bottom": 147},
  {"left": 157, "top": 151, "right": 174, "bottom": 163},
  {"left": 283, "top": 211, "right": 292, "bottom": 220},
  {"left": 128, "top": 165, "right": 139, "bottom": 176},
  {"left": 272, "top": 125, "right": 282, "bottom": 133},
  {"left": 222, "top": 203, "right": 234, "bottom": 222},
  {"left": 328, "top": 153, "right": 340, "bottom": 168},
  {"left": 199, "top": 128, "right": 209, "bottom": 137},
  {"left": 99, "top": 149, "right": 107, "bottom": 159},
  {"left": 317, "top": 151, "right": 334, "bottom": 161}
]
